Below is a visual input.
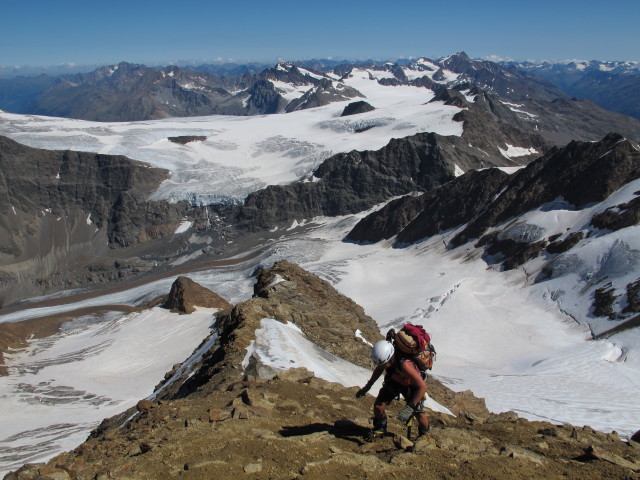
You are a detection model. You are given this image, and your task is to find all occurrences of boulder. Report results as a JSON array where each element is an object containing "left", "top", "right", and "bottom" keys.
[{"left": 163, "top": 276, "right": 231, "bottom": 314}]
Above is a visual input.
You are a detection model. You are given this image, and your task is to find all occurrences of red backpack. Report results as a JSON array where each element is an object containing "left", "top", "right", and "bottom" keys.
[{"left": 394, "top": 323, "right": 436, "bottom": 371}]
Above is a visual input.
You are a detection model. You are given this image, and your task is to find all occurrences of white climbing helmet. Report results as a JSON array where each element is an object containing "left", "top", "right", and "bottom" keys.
[{"left": 371, "top": 340, "right": 394, "bottom": 365}]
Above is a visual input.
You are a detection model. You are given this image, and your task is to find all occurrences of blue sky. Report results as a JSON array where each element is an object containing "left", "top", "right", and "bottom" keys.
[{"left": 2, "top": 0, "right": 638, "bottom": 67}]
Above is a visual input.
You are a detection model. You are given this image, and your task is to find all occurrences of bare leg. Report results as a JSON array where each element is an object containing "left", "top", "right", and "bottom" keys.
[
  {"left": 416, "top": 412, "right": 430, "bottom": 434},
  {"left": 373, "top": 402, "right": 387, "bottom": 421},
  {"left": 371, "top": 401, "right": 388, "bottom": 437}
]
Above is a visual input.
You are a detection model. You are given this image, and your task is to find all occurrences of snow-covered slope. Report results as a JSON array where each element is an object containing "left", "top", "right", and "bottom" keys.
[
  {"left": 0, "top": 58, "right": 639, "bottom": 477},
  {"left": 0, "top": 307, "right": 218, "bottom": 473},
  {"left": 1, "top": 186, "right": 638, "bottom": 475},
  {"left": 0, "top": 75, "right": 462, "bottom": 205}
]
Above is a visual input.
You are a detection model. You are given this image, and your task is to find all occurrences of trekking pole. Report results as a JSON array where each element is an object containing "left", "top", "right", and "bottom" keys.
[{"left": 398, "top": 404, "right": 416, "bottom": 439}]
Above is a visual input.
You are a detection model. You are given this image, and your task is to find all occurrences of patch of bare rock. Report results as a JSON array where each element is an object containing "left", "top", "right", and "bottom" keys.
[
  {"left": 5, "top": 261, "right": 640, "bottom": 479},
  {"left": 7, "top": 369, "right": 640, "bottom": 479},
  {"left": 163, "top": 276, "right": 232, "bottom": 314}
]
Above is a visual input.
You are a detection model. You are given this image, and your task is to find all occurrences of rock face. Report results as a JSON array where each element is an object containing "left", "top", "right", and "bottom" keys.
[
  {"left": 7, "top": 261, "right": 640, "bottom": 480},
  {"left": 347, "top": 168, "right": 510, "bottom": 244},
  {"left": 451, "top": 133, "right": 640, "bottom": 248},
  {"left": 344, "top": 132, "right": 640, "bottom": 278},
  {"left": 163, "top": 276, "right": 231, "bottom": 314},
  {"left": 591, "top": 195, "right": 640, "bottom": 231},
  {"left": 341, "top": 100, "right": 375, "bottom": 116},
  {"left": 0, "top": 136, "right": 207, "bottom": 305}
]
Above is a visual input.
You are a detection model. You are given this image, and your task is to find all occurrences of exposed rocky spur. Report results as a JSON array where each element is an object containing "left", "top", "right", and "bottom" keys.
[{"left": 5, "top": 262, "right": 640, "bottom": 480}]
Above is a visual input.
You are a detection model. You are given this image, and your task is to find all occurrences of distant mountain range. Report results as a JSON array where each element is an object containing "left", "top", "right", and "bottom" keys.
[
  {"left": 0, "top": 53, "right": 639, "bottom": 148},
  {"left": 502, "top": 59, "right": 640, "bottom": 120},
  {"left": 1, "top": 52, "right": 640, "bottom": 306},
  {"left": 1, "top": 51, "right": 639, "bottom": 477}
]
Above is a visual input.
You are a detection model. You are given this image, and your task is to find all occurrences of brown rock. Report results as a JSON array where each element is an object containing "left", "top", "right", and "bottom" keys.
[
  {"left": 139, "top": 442, "right": 152, "bottom": 454},
  {"left": 38, "top": 466, "right": 73, "bottom": 480},
  {"left": 243, "top": 462, "right": 263, "bottom": 473},
  {"left": 184, "top": 459, "right": 226, "bottom": 471},
  {"left": 208, "top": 408, "right": 231, "bottom": 422},
  {"left": 274, "top": 367, "right": 315, "bottom": 383},
  {"left": 232, "top": 406, "right": 249, "bottom": 419},
  {"left": 413, "top": 434, "right": 438, "bottom": 453},
  {"left": 500, "top": 445, "right": 546, "bottom": 465},
  {"left": 486, "top": 411, "right": 519, "bottom": 423},
  {"left": 136, "top": 400, "right": 155, "bottom": 412},
  {"left": 430, "top": 428, "right": 497, "bottom": 455},
  {"left": 164, "top": 276, "right": 231, "bottom": 314},
  {"left": 393, "top": 435, "right": 415, "bottom": 450},
  {"left": 585, "top": 445, "right": 640, "bottom": 471}
]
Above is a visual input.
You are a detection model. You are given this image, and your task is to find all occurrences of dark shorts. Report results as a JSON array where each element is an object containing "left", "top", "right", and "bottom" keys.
[{"left": 375, "top": 379, "right": 419, "bottom": 406}]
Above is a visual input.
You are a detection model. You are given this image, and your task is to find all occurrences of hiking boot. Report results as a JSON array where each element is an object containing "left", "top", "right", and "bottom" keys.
[
  {"left": 416, "top": 425, "right": 431, "bottom": 438},
  {"left": 366, "top": 418, "right": 387, "bottom": 441}
]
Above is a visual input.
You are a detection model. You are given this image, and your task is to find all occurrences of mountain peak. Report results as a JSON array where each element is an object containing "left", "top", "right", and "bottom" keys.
[{"left": 275, "top": 62, "right": 294, "bottom": 72}]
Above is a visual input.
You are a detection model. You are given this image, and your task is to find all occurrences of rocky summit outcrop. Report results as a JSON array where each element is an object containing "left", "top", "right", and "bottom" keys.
[
  {"left": 6, "top": 261, "right": 640, "bottom": 480},
  {"left": 250, "top": 260, "right": 382, "bottom": 367},
  {"left": 163, "top": 276, "right": 232, "bottom": 314},
  {"left": 155, "top": 260, "right": 384, "bottom": 400},
  {"left": 340, "top": 100, "right": 375, "bottom": 116}
]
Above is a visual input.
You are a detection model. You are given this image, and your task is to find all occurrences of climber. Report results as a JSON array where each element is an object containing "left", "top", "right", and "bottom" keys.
[{"left": 356, "top": 337, "right": 430, "bottom": 439}]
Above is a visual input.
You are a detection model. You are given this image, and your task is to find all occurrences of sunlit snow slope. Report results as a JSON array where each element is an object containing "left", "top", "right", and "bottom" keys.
[
  {"left": 0, "top": 308, "right": 216, "bottom": 473},
  {"left": 0, "top": 66, "right": 638, "bottom": 477}
]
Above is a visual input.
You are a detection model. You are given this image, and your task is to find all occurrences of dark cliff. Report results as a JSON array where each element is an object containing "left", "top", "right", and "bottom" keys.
[{"left": 0, "top": 136, "right": 201, "bottom": 305}]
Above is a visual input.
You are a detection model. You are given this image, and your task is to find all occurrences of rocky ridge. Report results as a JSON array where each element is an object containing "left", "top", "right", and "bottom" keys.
[
  {"left": 450, "top": 133, "right": 640, "bottom": 248},
  {"left": 156, "top": 260, "right": 383, "bottom": 400},
  {"left": 347, "top": 168, "right": 511, "bottom": 244},
  {"left": 346, "top": 132, "right": 640, "bottom": 257},
  {"left": 5, "top": 262, "right": 640, "bottom": 480},
  {"left": 0, "top": 62, "right": 361, "bottom": 122}
]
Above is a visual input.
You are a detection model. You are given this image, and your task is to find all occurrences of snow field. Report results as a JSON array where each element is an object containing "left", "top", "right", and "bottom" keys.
[
  {"left": 295, "top": 212, "right": 640, "bottom": 439},
  {"left": 0, "top": 73, "right": 463, "bottom": 205},
  {"left": 0, "top": 307, "right": 217, "bottom": 474}
]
